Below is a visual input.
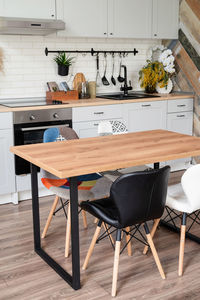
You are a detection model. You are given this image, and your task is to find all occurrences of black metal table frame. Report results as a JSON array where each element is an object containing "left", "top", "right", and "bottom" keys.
[
  {"left": 31, "top": 163, "right": 81, "bottom": 290},
  {"left": 29, "top": 161, "right": 161, "bottom": 291},
  {"left": 30, "top": 160, "right": 200, "bottom": 292}
]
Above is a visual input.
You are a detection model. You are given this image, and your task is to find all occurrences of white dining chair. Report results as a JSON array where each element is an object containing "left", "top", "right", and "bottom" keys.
[
  {"left": 144, "top": 164, "right": 200, "bottom": 276},
  {"left": 98, "top": 120, "right": 149, "bottom": 182}
]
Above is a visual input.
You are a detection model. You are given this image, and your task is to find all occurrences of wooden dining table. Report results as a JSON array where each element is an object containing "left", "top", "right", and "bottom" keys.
[{"left": 10, "top": 129, "right": 200, "bottom": 291}]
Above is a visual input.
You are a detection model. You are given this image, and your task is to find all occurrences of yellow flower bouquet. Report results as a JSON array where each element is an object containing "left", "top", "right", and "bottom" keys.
[{"left": 139, "top": 60, "right": 169, "bottom": 93}]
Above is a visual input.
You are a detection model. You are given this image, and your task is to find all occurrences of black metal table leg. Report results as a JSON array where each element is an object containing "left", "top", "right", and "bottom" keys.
[
  {"left": 30, "top": 163, "right": 81, "bottom": 290},
  {"left": 69, "top": 177, "right": 81, "bottom": 290}
]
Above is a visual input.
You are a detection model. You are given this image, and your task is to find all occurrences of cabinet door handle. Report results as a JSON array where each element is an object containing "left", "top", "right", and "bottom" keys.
[
  {"left": 177, "top": 114, "right": 185, "bottom": 118},
  {"left": 94, "top": 112, "right": 104, "bottom": 115},
  {"left": 142, "top": 104, "right": 151, "bottom": 107},
  {"left": 177, "top": 104, "right": 186, "bottom": 107},
  {"left": 94, "top": 123, "right": 99, "bottom": 126}
]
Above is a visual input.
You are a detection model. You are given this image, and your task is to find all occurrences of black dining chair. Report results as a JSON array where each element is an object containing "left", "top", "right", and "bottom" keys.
[{"left": 80, "top": 166, "right": 170, "bottom": 297}]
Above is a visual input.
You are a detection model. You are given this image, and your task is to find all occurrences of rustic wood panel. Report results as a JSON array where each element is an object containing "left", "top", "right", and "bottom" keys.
[
  {"left": 180, "top": 0, "right": 200, "bottom": 45},
  {"left": 179, "top": 29, "right": 200, "bottom": 70},
  {"left": 186, "top": 0, "right": 200, "bottom": 20},
  {"left": 10, "top": 130, "right": 200, "bottom": 178},
  {"left": 174, "top": 42, "right": 200, "bottom": 95}
]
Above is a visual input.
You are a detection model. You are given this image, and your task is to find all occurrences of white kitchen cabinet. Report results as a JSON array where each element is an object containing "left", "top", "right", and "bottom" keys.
[
  {"left": 73, "top": 104, "right": 123, "bottom": 138},
  {"left": 56, "top": 0, "right": 178, "bottom": 39},
  {"left": 166, "top": 98, "right": 193, "bottom": 171},
  {"left": 167, "top": 112, "right": 193, "bottom": 136},
  {"left": 73, "top": 118, "right": 124, "bottom": 138},
  {"left": 108, "top": 0, "right": 152, "bottom": 38},
  {"left": 57, "top": 0, "right": 107, "bottom": 38},
  {"left": 123, "top": 101, "right": 167, "bottom": 132},
  {"left": 0, "top": 0, "right": 56, "bottom": 19},
  {"left": 0, "top": 112, "right": 15, "bottom": 195},
  {"left": 152, "top": 0, "right": 179, "bottom": 39}
]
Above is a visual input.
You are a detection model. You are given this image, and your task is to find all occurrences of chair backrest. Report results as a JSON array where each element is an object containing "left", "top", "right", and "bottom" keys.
[
  {"left": 181, "top": 164, "right": 200, "bottom": 212},
  {"left": 110, "top": 166, "right": 170, "bottom": 227},
  {"left": 98, "top": 120, "right": 128, "bottom": 136},
  {"left": 41, "top": 126, "right": 79, "bottom": 179}
]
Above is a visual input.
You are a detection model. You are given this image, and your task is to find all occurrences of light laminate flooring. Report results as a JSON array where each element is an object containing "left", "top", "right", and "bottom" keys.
[{"left": 1, "top": 171, "right": 200, "bottom": 300}]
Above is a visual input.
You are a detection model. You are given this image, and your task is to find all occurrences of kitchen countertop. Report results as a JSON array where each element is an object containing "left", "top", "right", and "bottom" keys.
[{"left": 0, "top": 92, "right": 194, "bottom": 113}]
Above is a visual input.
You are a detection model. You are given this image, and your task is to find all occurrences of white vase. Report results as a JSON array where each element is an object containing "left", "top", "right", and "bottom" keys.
[{"left": 156, "top": 78, "right": 173, "bottom": 94}]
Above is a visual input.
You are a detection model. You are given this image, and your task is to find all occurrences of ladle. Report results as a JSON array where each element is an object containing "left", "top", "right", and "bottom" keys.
[
  {"left": 111, "top": 53, "right": 116, "bottom": 85},
  {"left": 102, "top": 53, "right": 110, "bottom": 86}
]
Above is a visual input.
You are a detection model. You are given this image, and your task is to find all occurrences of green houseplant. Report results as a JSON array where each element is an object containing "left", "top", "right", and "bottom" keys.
[{"left": 54, "top": 52, "right": 74, "bottom": 76}]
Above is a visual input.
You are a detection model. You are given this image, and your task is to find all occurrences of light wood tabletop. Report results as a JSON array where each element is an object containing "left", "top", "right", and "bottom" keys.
[{"left": 10, "top": 129, "right": 200, "bottom": 178}]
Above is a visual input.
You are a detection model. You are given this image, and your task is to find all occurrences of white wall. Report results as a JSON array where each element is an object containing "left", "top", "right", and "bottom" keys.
[{"left": 0, "top": 34, "right": 161, "bottom": 99}]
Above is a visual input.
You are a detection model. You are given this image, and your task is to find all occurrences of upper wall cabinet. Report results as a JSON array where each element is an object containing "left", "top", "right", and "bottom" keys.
[
  {"left": 57, "top": 0, "right": 107, "bottom": 38},
  {"left": 0, "top": 0, "right": 56, "bottom": 19},
  {"left": 56, "top": 0, "right": 179, "bottom": 39},
  {"left": 108, "top": 0, "right": 152, "bottom": 38},
  {"left": 152, "top": 0, "right": 179, "bottom": 39}
]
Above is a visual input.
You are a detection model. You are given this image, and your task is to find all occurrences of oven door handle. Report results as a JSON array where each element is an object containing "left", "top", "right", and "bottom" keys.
[{"left": 21, "top": 124, "right": 70, "bottom": 131}]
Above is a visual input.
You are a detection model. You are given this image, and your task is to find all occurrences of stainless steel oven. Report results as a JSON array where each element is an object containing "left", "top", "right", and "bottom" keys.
[{"left": 14, "top": 108, "right": 72, "bottom": 175}]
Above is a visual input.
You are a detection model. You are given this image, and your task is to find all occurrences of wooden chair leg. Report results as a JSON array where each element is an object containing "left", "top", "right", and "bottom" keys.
[
  {"left": 144, "top": 223, "right": 165, "bottom": 280},
  {"left": 65, "top": 202, "right": 71, "bottom": 258},
  {"left": 41, "top": 195, "right": 59, "bottom": 239},
  {"left": 81, "top": 209, "right": 88, "bottom": 229},
  {"left": 178, "top": 213, "right": 187, "bottom": 276},
  {"left": 82, "top": 220, "right": 102, "bottom": 270},
  {"left": 143, "top": 218, "right": 160, "bottom": 255},
  {"left": 103, "top": 222, "right": 115, "bottom": 245},
  {"left": 125, "top": 227, "right": 132, "bottom": 256},
  {"left": 112, "top": 229, "right": 121, "bottom": 297}
]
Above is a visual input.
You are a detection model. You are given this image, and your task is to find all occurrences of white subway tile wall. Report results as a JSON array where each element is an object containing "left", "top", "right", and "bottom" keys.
[{"left": 0, "top": 35, "right": 161, "bottom": 99}]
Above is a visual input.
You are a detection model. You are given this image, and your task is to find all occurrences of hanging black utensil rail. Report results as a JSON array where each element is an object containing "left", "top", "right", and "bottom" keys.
[{"left": 45, "top": 47, "right": 138, "bottom": 57}]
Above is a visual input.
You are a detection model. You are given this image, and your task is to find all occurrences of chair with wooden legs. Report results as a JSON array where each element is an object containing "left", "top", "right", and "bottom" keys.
[
  {"left": 41, "top": 185, "right": 94, "bottom": 257},
  {"left": 41, "top": 126, "right": 112, "bottom": 257},
  {"left": 80, "top": 166, "right": 170, "bottom": 297},
  {"left": 145, "top": 164, "right": 200, "bottom": 276}
]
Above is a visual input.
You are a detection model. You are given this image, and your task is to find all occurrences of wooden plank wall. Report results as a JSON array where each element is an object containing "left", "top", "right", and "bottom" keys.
[{"left": 165, "top": 0, "right": 200, "bottom": 162}]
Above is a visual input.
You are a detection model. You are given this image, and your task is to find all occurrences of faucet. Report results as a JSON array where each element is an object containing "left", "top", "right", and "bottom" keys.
[{"left": 120, "top": 65, "right": 132, "bottom": 96}]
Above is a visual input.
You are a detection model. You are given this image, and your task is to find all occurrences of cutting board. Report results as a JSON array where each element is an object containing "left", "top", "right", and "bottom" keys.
[{"left": 73, "top": 73, "right": 86, "bottom": 93}]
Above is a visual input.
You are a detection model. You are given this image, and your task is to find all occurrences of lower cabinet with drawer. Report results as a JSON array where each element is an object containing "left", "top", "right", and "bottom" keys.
[
  {"left": 73, "top": 118, "right": 123, "bottom": 138},
  {"left": 166, "top": 98, "right": 193, "bottom": 171},
  {"left": 123, "top": 100, "right": 167, "bottom": 132},
  {"left": 72, "top": 104, "right": 123, "bottom": 138}
]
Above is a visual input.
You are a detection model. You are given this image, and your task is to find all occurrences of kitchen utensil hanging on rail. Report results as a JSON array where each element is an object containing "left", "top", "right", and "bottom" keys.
[
  {"left": 111, "top": 53, "right": 116, "bottom": 86},
  {"left": 96, "top": 53, "right": 101, "bottom": 87},
  {"left": 102, "top": 53, "right": 110, "bottom": 86},
  {"left": 117, "top": 53, "right": 124, "bottom": 83}
]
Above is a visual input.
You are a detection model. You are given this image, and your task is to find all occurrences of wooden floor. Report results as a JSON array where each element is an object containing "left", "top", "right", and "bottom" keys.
[{"left": 1, "top": 172, "right": 200, "bottom": 299}]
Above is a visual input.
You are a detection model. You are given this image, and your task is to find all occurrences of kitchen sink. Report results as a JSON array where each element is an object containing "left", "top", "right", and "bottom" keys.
[{"left": 97, "top": 93, "right": 160, "bottom": 100}]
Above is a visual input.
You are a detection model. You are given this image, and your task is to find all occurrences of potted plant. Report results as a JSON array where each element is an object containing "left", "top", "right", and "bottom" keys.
[
  {"left": 139, "top": 47, "right": 175, "bottom": 94},
  {"left": 54, "top": 52, "right": 74, "bottom": 76},
  {"left": 139, "top": 60, "right": 168, "bottom": 93}
]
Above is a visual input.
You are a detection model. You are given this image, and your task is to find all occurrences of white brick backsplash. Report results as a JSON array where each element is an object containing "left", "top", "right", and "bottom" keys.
[{"left": 0, "top": 35, "right": 161, "bottom": 99}]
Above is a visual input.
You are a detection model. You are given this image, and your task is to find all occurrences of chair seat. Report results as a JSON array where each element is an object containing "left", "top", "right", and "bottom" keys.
[
  {"left": 49, "top": 186, "right": 94, "bottom": 201},
  {"left": 166, "top": 183, "right": 194, "bottom": 214},
  {"left": 80, "top": 197, "right": 121, "bottom": 228}
]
